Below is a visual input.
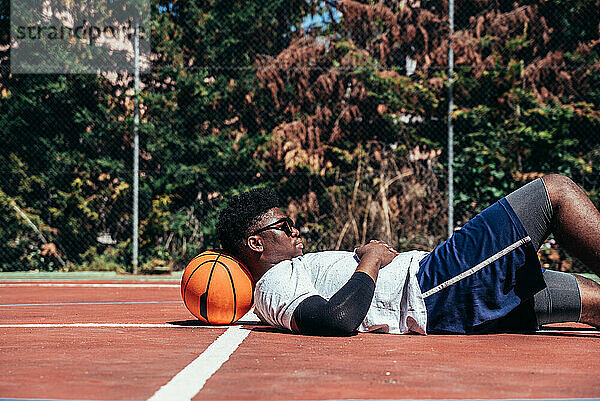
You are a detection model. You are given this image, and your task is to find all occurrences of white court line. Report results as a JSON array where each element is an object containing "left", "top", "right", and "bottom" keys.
[
  {"left": 0, "top": 283, "right": 179, "bottom": 288},
  {"left": 536, "top": 330, "right": 600, "bottom": 335},
  {"left": 0, "top": 301, "right": 181, "bottom": 307},
  {"left": 0, "top": 323, "right": 191, "bottom": 328},
  {"left": 148, "top": 326, "right": 251, "bottom": 401},
  {"left": 1, "top": 323, "right": 593, "bottom": 334},
  {"left": 2, "top": 398, "right": 599, "bottom": 401},
  {"left": 0, "top": 323, "right": 255, "bottom": 329},
  {"left": 148, "top": 310, "right": 257, "bottom": 401},
  {"left": 0, "top": 311, "right": 261, "bottom": 330}
]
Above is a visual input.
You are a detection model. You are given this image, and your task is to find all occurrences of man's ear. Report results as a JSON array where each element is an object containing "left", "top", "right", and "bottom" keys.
[{"left": 246, "top": 235, "right": 264, "bottom": 253}]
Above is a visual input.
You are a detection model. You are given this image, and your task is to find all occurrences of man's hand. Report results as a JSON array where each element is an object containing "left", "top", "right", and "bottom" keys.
[
  {"left": 291, "top": 239, "right": 399, "bottom": 335},
  {"left": 354, "top": 240, "right": 399, "bottom": 281},
  {"left": 355, "top": 240, "right": 399, "bottom": 267}
]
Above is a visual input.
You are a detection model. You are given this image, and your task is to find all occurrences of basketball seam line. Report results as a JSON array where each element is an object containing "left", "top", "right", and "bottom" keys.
[
  {"left": 215, "top": 252, "right": 255, "bottom": 307},
  {"left": 221, "top": 262, "right": 238, "bottom": 325},
  {"left": 182, "top": 259, "right": 218, "bottom": 319},
  {"left": 214, "top": 250, "right": 255, "bottom": 284},
  {"left": 202, "top": 256, "right": 219, "bottom": 324}
]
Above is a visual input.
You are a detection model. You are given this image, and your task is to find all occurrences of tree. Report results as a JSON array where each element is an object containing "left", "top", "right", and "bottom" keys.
[{"left": 1, "top": 0, "right": 597, "bottom": 271}]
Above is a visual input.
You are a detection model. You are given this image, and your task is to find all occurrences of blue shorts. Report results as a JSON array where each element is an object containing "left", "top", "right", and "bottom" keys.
[{"left": 417, "top": 197, "right": 546, "bottom": 334}]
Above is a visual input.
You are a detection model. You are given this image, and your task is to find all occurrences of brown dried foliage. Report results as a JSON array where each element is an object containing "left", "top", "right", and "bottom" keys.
[
  {"left": 256, "top": 35, "right": 380, "bottom": 172},
  {"left": 523, "top": 40, "right": 600, "bottom": 107},
  {"left": 256, "top": 0, "right": 600, "bottom": 174},
  {"left": 250, "top": 0, "right": 599, "bottom": 251},
  {"left": 339, "top": 0, "right": 445, "bottom": 69},
  {"left": 315, "top": 146, "right": 446, "bottom": 251},
  {"left": 337, "top": 0, "right": 600, "bottom": 104}
]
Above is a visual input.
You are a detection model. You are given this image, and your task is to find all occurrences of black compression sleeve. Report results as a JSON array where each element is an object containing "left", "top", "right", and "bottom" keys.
[{"left": 292, "top": 272, "right": 375, "bottom": 336}]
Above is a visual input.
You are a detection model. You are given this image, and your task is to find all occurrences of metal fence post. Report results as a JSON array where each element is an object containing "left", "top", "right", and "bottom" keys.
[
  {"left": 447, "top": 0, "right": 455, "bottom": 238},
  {"left": 132, "top": 23, "right": 140, "bottom": 274}
]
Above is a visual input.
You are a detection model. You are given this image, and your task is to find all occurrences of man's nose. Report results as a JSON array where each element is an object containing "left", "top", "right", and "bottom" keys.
[{"left": 291, "top": 226, "right": 300, "bottom": 237}]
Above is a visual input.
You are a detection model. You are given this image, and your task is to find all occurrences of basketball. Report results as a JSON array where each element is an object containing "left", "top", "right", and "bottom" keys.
[{"left": 181, "top": 250, "right": 254, "bottom": 325}]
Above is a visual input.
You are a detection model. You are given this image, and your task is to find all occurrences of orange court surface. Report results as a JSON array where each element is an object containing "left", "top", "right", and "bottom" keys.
[{"left": 1, "top": 273, "right": 599, "bottom": 401}]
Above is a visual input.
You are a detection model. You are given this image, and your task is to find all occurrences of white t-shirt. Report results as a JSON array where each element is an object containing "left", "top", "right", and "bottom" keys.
[{"left": 254, "top": 250, "right": 429, "bottom": 334}]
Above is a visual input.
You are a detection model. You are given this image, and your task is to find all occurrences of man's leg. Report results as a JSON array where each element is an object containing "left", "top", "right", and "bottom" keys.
[
  {"left": 542, "top": 174, "right": 600, "bottom": 327},
  {"left": 574, "top": 275, "right": 600, "bottom": 328}
]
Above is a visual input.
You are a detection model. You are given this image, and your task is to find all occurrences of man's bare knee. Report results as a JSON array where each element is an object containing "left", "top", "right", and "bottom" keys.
[
  {"left": 542, "top": 174, "right": 582, "bottom": 209},
  {"left": 574, "top": 274, "right": 600, "bottom": 328}
]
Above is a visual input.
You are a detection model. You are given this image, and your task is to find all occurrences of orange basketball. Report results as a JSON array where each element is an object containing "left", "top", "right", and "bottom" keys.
[{"left": 181, "top": 250, "right": 254, "bottom": 325}]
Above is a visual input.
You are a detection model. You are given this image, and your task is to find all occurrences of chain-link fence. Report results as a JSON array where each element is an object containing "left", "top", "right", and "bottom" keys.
[{"left": 1, "top": 0, "right": 599, "bottom": 273}]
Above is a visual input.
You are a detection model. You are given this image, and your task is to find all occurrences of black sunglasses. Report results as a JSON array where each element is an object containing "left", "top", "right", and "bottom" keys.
[{"left": 251, "top": 217, "right": 295, "bottom": 237}]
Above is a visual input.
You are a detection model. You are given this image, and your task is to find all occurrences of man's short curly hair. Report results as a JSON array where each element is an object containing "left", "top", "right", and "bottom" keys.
[{"left": 217, "top": 188, "right": 280, "bottom": 255}]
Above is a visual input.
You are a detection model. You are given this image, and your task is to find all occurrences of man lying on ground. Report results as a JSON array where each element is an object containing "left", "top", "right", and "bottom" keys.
[{"left": 216, "top": 174, "right": 600, "bottom": 335}]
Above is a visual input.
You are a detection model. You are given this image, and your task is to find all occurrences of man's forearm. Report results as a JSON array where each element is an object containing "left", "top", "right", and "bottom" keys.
[
  {"left": 355, "top": 251, "right": 382, "bottom": 282},
  {"left": 291, "top": 243, "right": 395, "bottom": 335},
  {"left": 291, "top": 271, "right": 376, "bottom": 335}
]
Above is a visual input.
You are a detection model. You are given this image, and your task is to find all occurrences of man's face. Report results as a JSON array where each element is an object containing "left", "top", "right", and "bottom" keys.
[{"left": 249, "top": 207, "right": 303, "bottom": 263}]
